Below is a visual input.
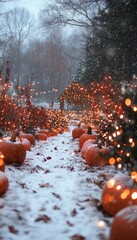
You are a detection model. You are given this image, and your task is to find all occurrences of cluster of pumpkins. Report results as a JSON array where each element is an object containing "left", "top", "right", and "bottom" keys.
[
  {"left": 72, "top": 124, "right": 137, "bottom": 240},
  {"left": 0, "top": 128, "right": 59, "bottom": 196}
]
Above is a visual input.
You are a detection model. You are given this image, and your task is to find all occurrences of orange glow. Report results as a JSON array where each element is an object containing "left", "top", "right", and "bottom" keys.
[
  {"left": 131, "top": 141, "right": 135, "bottom": 147},
  {"left": 0, "top": 152, "right": 4, "bottom": 159},
  {"left": 116, "top": 157, "right": 122, "bottom": 162},
  {"left": 121, "top": 189, "right": 130, "bottom": 199},
  {"left": 109, "top": 157, "right": 116, "bottom": 165},
  {"left": 0, "top": 159, "right": 4, "bottom": 166},
  {"left": 129, "top": 138, "right": 133, "bottom": 143},
  {"left": 107, "top": 179, "right": 115, "bottom": 188},
  {"left": 116, "top": 185, "right": 121, "bottom": 190},
  {"left": 131, "top": 171, "right": 137, "bottom": 181},
  {"left": 118, "top": 164, "right": 122, "bottom": 169},
  {"left": 131, "top": 192, "right": 137, "bottom": 200},
  {"left": 133, "top": 106, "right": 137, "bottom": 111},
  {"left": 125, "top": 98, "right": 132, "bottom": 106}
]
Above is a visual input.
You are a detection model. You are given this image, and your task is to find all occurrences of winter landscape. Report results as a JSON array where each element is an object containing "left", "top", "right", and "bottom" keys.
[{"left": 0, "top": 1, "right": 137, "bottom": 240}]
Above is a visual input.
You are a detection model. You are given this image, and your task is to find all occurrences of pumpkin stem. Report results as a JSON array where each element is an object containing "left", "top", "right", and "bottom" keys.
[
  {"left": 10, "top": 130, "right": 19, "bottom": 142},
  {"left": 87, "top": 126, "right": 92, "bottom": 134},
  {"left": 78, "top": 122, "right": 81, "bottom": 127},
  {"left": 97, "top": 141, "right": 102, "bottom": 149}
]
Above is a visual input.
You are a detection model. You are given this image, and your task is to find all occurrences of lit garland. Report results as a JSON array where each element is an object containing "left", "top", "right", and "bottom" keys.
[{"left": 101, "top": 80, "right": 137, "bottom": 171}]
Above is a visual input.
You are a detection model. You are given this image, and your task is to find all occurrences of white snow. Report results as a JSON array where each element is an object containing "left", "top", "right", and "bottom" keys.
[{"left": 0, "top": 125, "right": 116, "bottom": 240}]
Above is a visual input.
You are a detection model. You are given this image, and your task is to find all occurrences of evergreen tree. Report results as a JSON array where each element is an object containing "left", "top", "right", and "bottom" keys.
[{"left": 77, "top": 0, "right": 137, "bottom": 85}]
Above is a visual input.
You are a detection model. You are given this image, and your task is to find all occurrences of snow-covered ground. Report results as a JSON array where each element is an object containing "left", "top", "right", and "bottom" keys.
[{"left": 0, "top": 125, "right": 117, "bottom": 240}]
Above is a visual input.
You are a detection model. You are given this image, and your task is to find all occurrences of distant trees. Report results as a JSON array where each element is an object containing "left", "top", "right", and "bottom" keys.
[
  {"left": 41, "top": 0, "right": 137, "bottom": 85},
  {"left": 1, "top": 7, "right": 34, "bottom": 87}
]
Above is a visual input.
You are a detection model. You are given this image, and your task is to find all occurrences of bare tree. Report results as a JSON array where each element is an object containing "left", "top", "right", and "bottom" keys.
[
  {"left": 1, "top": 7, "right": 35, "bottom": 86},
  {"left": 40, "top": 0, "right": 104, "bottom": 31}
]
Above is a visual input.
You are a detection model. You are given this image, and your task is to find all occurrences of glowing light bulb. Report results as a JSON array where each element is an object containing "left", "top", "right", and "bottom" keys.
[
  {"left": 131, "top": 192, "right": 137, "bottom": 200},
  {"left": 125, "top": 98, "right": 132, "bottom": 106},
  {"left": 109, "top": 157, "right": 116, "bottom": 165},
  {"left": 107, "top": 179, "right": 115, "bottom": 188}
]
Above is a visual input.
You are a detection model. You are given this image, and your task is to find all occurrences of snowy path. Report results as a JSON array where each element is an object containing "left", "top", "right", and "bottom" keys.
[{"left": 0, "top": 126, "right": 115, "bottom": 240}]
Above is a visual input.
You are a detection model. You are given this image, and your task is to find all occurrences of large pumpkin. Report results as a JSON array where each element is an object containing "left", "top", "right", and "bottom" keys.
[
  {"left": 101, "top": 173, "right": 137, "bottom": 216},
  {"left": 79, "top": 127, "right": 97, "bottom": 148},
  {"left": 0, "top": 171, "right": 9, "bottom": 195},
  {"left": 85, "top": 145, "right": 109, "bottom": 166},
  {"left": 110, "top": 205, "right": 137, "bottom": 240},
  {"left": 81, "top": 139, "right": 97, "bottom": 159},
  {"left": 72, "top": 124, "right": 85, "bottom": 139},
  {"left": 0, "top": 141, "right": 26, "bottom": 164}
]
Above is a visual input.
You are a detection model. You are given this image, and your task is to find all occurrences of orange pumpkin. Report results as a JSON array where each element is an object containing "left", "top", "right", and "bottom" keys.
[
  {"left": 85, "top": 145, "right": 109, "bottom": 166},
  {"left": 20, "top": 138, "right": 31, "bottom": 151},
  {"left": 19, "top": 133, "right": 35, "bottom": 145},
  {"left": 101, "top": 173, "right": 137, "bottom": 216},
  {"left": 50, "top": 130, "right": 58, "bottom": 137},
  {"left": 0, "top": 141, "right": 26, "bottom": 164},
  {"left": 0, "top": 171, "right": 9, "bottom": 195},
  {"left": 40, "top": 129, "right": 51, "bottom": 137},
  {"left": 79, "top": 127, "right": 97, "bottom": 148},
  {"left": 0, "top": 159, "right": 5, "bottom": 172},
  {"left": 36, "top": 133, "right": 47, "bottom": 141},
  {"left": 81, "top": 139, "right": 97, "bottom": 159},
  {"left": 72, "top": 124, "right": 85, "bottom": 139},
  {"left": 0, "top": 152, "right": 5, "bottom": 172},
  {"left": 110, "top": 205, "right": 137, "bottom": 240}
]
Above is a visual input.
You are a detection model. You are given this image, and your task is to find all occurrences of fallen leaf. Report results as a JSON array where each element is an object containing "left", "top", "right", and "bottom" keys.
[
  {"left": 35, "top": 214, "right": 51, "bottom": 223},
  {"left": 71, "top": 234, "right": 86, "bottom": 240},
  {"left": 66, "top": 220, "right": 74, "bottom": 227},
  {"left": 8, "top": 226, "right": 18, "bottom": 234},
  {"left": 71, "top": 208, "right": 77, "bottom": 217},
  {"left": 47, "top": 156, "right": 52, "bottom": 160},
  {"left": 52, "top": 192, "right": 61, "bottom": 200},
  {"left": 39, "top": 183, "right": 53, "bottom": 188},
  {"left": 53, "top": 205, "right": 60, "bottom": 210}
]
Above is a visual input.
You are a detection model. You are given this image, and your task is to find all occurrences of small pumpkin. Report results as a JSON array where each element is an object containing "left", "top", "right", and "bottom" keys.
[
  {"left": 0, "top": 171, "right": 9, "bottom": 195},
  {"left": 35, "top": 133, "right": 47, "bottom": 141},
  {"left": 101, "top": 173, "right": 137, "bottom": 216},
  {"left": 40, "top": 129, "right": 51, "bottom": 137},
  {"left": 50, "top": 130, "right": 58, "bottom": 137},
  {"left": 0, "top": 141, "right": 26, "bottom": 164},
  {"left": 19, "top": 133, "right": 35, "bottom": 145},
  {"left": 110, "top": 205, "right": 137, "bottom": 240},
  {"left": 72, "top": 123, "right": 85, "bottom": 139},
  {"left": 81, "top": 139, "right": 97, "bottom": 159},
  {"left": 85, "top": 145, "right": 109, "bottom": 166},
  {"left": 79, "top": 127, "right": 97, "bottom": 148}
]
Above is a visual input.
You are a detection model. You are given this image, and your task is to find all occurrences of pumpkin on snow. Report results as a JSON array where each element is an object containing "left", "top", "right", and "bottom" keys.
[
  {"left": 79, "top": 127, "right": 97, "bottom": 148},
  {"left": 0, "top": 171, "right": 9, "bottom": 195},
  {"left": 20, "top": 138, "right": 31, "bottom": 151},
  {"left": 85, "top": 145, "right": 110, "bottom": 166},
  {"left": 19, "top": 133, "right": 35, "bottom": 145},
  {"left": 110, "top": 205, "right": 137, "bottom": 240},
  {"left": 0, "top": 141, "right": 26, "bottom": 164},
  {"left": 101, "top": 173, "right": 137, "bottom": 216},
  {"left": 72, "top": 123, "right": 85, "bottom": 139},
  {"left": 40, "top": 129, "right": 51, "bottom": 137},
  {"left": 81, "top": 139, "right": 97, "bottom": 159},
  {"left": 35, "top": 133, "right": 47, "bottom": 141}
]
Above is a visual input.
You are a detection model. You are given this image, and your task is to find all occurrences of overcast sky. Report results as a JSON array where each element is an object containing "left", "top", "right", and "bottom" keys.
[{"left": 6, "top": 0, "right": 50, "bottom": 16}]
